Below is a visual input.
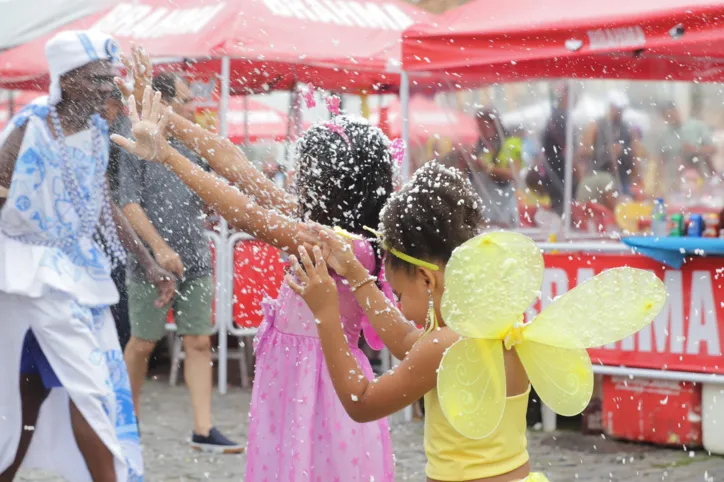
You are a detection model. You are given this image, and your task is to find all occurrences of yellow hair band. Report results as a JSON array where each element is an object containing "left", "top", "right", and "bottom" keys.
[
  {"left": 362, "top": 226, "right": 440, "bottom": 272},
  {"left": 332, "top": 226, "right": 440, "bottom": 271}
]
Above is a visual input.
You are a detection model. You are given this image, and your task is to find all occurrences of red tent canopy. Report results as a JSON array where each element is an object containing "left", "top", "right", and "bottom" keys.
[
  {"left": 401, "top": 0, "right": 724, "bottom": 84},
  {"left": 0, "top": 0, "right": 433, "bottom": 93},
  {"left": 226, "top": 97, "right": 309, "bottom": 144},
  {"left": 371, "top": 96, "right": 477, "bottom": 144}
]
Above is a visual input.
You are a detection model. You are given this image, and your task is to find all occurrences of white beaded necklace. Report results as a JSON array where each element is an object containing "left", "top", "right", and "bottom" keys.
[{"left": 47, "top": 106, "right": 126, "bottom": 267}]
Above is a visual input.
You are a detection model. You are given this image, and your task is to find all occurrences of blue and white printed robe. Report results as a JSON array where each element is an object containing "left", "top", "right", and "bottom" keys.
[{"left": 0, "top": 98, "right": 143, "bottom": 481}]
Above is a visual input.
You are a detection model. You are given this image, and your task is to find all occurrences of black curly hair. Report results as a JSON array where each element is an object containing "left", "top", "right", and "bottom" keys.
[
  {"left": 379, "top": 161, "right": 485, "bottom": 273},
  {"left": 294, "top": 116, "right": 394, "bottom": 236}
]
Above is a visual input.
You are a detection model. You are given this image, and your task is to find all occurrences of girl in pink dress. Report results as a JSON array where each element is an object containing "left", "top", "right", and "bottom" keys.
[
  {"left": 241, "top": 119, "right": 395, "bottom": 481},
  {"left": 249, "top": 239, "right": 394, "bottom": 481},
  {"left": 110, "top": 84, "right": 395, "bottom": 481}
]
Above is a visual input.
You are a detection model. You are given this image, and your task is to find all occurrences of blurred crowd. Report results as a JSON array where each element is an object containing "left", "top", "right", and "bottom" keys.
[
  {"left": 214, "top": 81, "right": 722, "bottom": 237},
  {"left": 432, "top": 86, "right": 722, "bottom": 234}
]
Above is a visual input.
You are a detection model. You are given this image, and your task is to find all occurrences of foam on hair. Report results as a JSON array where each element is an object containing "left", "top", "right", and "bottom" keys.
[
  {"left": 293, "top": 115, "right": 395, "bottom": 237},
  {"left": 379, "top": 161, "right": 485, "bottom": 272}
]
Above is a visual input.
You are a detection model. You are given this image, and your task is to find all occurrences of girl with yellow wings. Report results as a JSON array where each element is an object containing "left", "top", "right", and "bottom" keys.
[{"left": 287, "top": 161, "right": 667, "bottom": 482}]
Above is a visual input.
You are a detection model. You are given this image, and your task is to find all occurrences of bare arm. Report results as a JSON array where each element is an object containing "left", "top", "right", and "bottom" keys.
[
  {"left": 300, "top": 226, "right": 423, "bottom": 360},
  {"left": 111, "top": 200, "right": 153, "bottom": 270},
  {"left": 0, "top": 125, "right": 25, "bottom": 189},
  {"left": 166, "top": 112, "right": 297, "bottom": 216},
  {"left": 346, "top": 261, "right": 423, "bottom": 360},
  {"left": 160, "top": 143, "right": 303, "bottom": 254},
  {"left": 318, "top": 307, "right": 454, "bottom": 423},
  {"left": 122, "top": 204, "right": 168, "bottom": 254},
  {"left": 122, "top": 202, "right": 184, "bottom": 278},
  {"left": 288, "top": 246, "right": 457, "bottom": 423},
  {"left": 112, "top": 86, "right": 306, "bottom": 254},
  {"left": 0, "top": 126, "right": 27, "bottom": 212},
  {"left": 111, "top": 199, "right": 176, "bottom": 306},
  {"left": 488, "top": 165, "right": 516, "bottom": 183},
  {"left": 118, "top": 47, "right": 296, "bottom": 216}
]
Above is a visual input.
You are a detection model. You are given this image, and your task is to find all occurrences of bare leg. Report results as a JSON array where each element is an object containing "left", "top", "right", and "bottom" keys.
[
  {"left": 183, "top": 335, "right": 213, "bottom": 436},
  {"left": 0, "top": 375, "right": 48, "bottom": 482},
  {"left": 69, "top": 401, "right": 116, "bottom": 482},
  {"left": 123, "top": 336, "right": 155, "bottom": 420}
]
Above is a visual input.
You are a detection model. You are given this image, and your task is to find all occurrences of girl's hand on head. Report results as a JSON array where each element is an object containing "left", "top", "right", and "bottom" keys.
[
  {"left": 287, "top": 246, "right": 339, "bottom": 320},
  {"left": 111, "top": 87, "right": 172, "bottom": 163},
  {"left": 304, "top": 223, "right": 359, "bottom": 278}
]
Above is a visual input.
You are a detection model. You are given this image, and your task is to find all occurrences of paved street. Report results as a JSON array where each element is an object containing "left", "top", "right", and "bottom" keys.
[{"left": 16, "top": 378, "right": 724, "bottom": 481}]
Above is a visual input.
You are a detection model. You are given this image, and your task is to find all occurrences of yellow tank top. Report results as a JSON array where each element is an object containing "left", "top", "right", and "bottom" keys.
[{"left": 424, "top": 385, "right": 530, "bottom": 481}]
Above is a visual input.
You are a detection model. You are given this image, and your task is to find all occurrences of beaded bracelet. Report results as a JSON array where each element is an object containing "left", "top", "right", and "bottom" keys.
[{"left": 350, "top": 275, "right": 377, "bottom": 293}]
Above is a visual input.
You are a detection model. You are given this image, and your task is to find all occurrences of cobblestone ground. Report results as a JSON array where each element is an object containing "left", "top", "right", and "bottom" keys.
[{"left": 17, "top": 379, "right": 724, "bottom": 481}]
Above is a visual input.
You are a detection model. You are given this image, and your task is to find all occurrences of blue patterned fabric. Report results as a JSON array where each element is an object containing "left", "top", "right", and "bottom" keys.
[
  {"left": 0, "top": 100, "right": 118, "bottom": 306},
  {"left": 0, "top": 101, "right": 142, "bottom": 480}
]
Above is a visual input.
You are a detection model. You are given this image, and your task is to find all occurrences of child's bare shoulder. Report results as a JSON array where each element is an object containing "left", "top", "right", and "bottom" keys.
[{"left": 414, "top": 326, "right": 462, "bottom": 354}]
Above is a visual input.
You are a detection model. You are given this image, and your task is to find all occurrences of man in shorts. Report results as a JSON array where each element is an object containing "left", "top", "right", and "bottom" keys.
[{"left": 120, "top": 71, "right": 241, "bottom": 452}]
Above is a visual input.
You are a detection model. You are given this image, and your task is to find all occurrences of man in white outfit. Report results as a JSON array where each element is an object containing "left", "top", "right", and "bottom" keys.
[{"left": 0, "top": 31, "right": 174, "bottom": 482}]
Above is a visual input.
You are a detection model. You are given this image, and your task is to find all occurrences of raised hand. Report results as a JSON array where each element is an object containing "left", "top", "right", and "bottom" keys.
[
  {"left": 111, "top": 86, "right": 171, "bottom": 162},
  {"left": 115, "top": 43, "right": 153, "bottom": 111},
  {"left": 299, "top": 223, "right": 361, "bottom": 278},
  {"left": 287, "top": 246, "right": 339, "bottom": 320}
]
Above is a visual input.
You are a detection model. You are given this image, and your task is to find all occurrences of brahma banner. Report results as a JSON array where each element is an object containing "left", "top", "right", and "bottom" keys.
[{"left": 528, "top": 254, "right": 724, "bottom": 375}]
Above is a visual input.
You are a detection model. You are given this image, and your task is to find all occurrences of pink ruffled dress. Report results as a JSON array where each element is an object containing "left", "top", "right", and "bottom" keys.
[{"left": 245, "top": 241, "right": 394, "bottom": 482}]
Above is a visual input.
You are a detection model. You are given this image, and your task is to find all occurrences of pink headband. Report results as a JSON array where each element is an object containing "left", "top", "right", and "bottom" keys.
[{"left": 303, "top": 83, "right": 406, "bottom": 167}]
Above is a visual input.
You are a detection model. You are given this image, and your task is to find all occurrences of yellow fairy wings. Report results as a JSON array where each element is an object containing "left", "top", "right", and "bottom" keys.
[{"left": 437, "top": 232, "right": 667, "bottom": 439}]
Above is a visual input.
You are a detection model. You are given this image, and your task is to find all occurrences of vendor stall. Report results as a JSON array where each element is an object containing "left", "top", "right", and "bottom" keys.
[
  {"left": 533, "top": 243, "right": 724, "bottom": 452},
  {"left": 399, "top": 0, "right": 724, "bottom": 452}
]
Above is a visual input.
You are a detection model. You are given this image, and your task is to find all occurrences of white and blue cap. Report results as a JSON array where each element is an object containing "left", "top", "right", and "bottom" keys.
[{"left": 45, "top": 30, "right": 120, "bottom": 105}]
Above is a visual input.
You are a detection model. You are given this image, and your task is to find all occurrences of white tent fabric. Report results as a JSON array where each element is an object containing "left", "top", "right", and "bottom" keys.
[{"left": 0, "top": 0, "right": 113, "bottom": 51}]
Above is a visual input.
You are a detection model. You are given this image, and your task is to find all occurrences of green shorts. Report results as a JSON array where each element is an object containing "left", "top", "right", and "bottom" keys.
[{"left": 128, "top": 275, "right": 214, "bottom": 342}]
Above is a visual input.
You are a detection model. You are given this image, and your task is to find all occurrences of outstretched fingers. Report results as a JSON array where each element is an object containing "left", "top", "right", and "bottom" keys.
[
  {"left": 312, "top": 246, "right": 329, "bottom": 279},
  {"left": 127, "top": 95, "right": 139, "bottom": 123},
  {"left": 158, "top": 107, "right": 171, "bottom": 137},
  {"left": 110, "top": 134, "right": 136, "bottom": 152},
  {"left": 141, "top": 86, "right": 153, "bottom": 121},
  {"left": 297, "top": 246, "right": 318, "bottom": 282},
  {"left": 290, "top": 254, "right": 310, "bottom": 285},
  {"left": 114, "top": 75, "right": 132, "bottom": 100},
  {"left": 149, "top": 91, "right": 163, "bottom": 122}
]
